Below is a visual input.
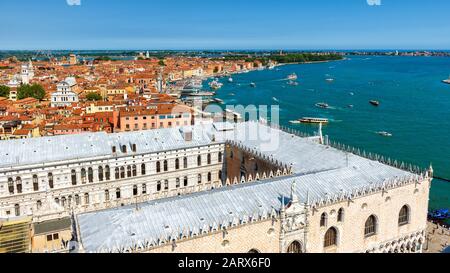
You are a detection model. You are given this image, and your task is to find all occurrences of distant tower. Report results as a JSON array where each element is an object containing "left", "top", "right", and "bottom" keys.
[
  {"left": 146, "top": 51, "right": 150, "bottom": 59},
  {"left": 20, "top": 60, "right": 34, "bottom": 84},
  {"left": 69, "top": 54, "right": 78, "bottom": 65},
  {"left": 156, "top": 66, "right": 164, "bottom": 93}
]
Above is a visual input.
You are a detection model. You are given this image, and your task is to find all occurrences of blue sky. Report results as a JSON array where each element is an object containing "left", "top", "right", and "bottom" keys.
[{"left": 1, "top": 0, "right": 449, "bottom": 50}]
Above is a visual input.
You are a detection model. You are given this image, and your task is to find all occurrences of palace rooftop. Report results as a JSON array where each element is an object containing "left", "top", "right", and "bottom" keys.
[{"left": 0, "top": 121, "right": 415, "bottom": 177}]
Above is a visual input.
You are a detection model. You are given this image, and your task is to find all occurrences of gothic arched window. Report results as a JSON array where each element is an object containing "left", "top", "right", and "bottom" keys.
[
  {"left": 198, "top": 174, "right": 202, "bottom": 184},
  {"left": 398, "top": 205, "right": 410, "bottom": 226},
  {"left": 364, "top": 215, "right": 377, "bottom": 237},
  {"left": 115, "top": 167, "right": 120, "bottom": 179},
  {"left": 175, "top": 158, "right": 180, "bottom": 170},
  {"left": 120, "top": 167, "right": 125, "bottom": 179},
  {"left": 48, "top": 173, "right": 54, "bottom": 189},
  {"left": 183, "top": 157, "right": 188, "bottom": 168},
  {"left": 207, "top": 172, "right": 212, "bottom": 182},
  {"left": 98, "top": 166, "right": 104, "bottom": 181},
  {"left": 105, "top": 165, "right": 111, "bottom": 180},
  {"left": 156, "top": 161, "right": 161, "bottom": 173},
  {"left": 320, "top": 213, "right": 328, "bottom": 227},
  {"left": 81, "top": 168, "right": 87, "bottom": 183},
  {"left": 163, "top": 160, "right": 168, "bottom": 172},
  {"left": 88, "top": 168, "right": 94, "bottom": 183},
  {"left": 33, "top": 175, "right": 39, "bottom": 191},
  {"left": 132, "top": 165, "right": 137, "bottom": 176},
  {"left": 16, "top": 177, "right": 22, "bottom": 194},
  {"left": 8, "top": 178, "right": 14, "bottom": 194},
  {"left": 141, "top": 163, "right": 146, "bottom": 175},
  {"left": 71, "top": 170, "right": 77, "bottom": 185},
  {"left": 14, "top": 204, "right": 20, "bottom": 216},
  {"left": 337, "top": 208, "right": 344, "bottom": 222},
  {"left": 127, "top": 166, "right": 132, "bottom": 177},
  {"left": 197, "top": 155, "right": 202, "bottom": 166},
  {"left": 218, "top": 152, "right": 223, "bottom": 163},
  {"left": 207, "top": 153, "right": 211, "bottom": 165},
  {"left": 324, "top": 227, "right": 338, "bottom": 248}
]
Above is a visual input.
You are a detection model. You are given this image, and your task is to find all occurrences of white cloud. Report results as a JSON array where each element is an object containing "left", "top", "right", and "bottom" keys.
[
  {"left": 67, "top": 0, "right": 81, "bottom": 6},
  {"left": 367, "top": 0, "right": 381, "bottom": 6}
]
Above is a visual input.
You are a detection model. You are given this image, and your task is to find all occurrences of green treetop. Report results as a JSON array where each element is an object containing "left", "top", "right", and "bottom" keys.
[{"left": 17, "top": 84, "right": 46, "bottom": 100}]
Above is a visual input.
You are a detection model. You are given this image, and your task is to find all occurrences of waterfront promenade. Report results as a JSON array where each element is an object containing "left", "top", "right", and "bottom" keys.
[{"left": 425, "top": 222, "right": 450, "bottom": 253}]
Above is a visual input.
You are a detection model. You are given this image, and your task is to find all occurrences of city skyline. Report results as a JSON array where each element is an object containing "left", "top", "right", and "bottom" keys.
[{"left": 1, "top": 0, "right": 450, "bottom": 50}]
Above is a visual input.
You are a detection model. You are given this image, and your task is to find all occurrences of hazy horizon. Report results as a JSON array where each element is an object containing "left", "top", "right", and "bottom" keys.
[{"left": 1, "top": 0, "right": 450, "bottom": 50}]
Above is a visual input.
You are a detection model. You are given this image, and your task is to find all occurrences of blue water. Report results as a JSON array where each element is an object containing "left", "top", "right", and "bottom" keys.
[{"left": 210, "top": 56, "right": 450, "bottom": 210}]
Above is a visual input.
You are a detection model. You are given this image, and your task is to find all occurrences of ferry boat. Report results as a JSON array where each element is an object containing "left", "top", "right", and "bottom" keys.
[
  {"left": 299, "top": 117, "right": 329, "bottom": 124},
  {"left": 315, "top": 102, "right": 330, "bottom": 109},
  {"left": 377, "top": 131, "right": 392, "bottom": 137},
  {"left": 369, "top": 100, "right": 380, "bottom": 106},
  {"left": 287, "top": 73, "right": 298, "bottom": 81}
]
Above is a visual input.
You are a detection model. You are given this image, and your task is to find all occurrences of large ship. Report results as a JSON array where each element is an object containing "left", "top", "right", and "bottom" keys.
[{"left": 209, "top": 80, "right": 223, "bottom": 90}]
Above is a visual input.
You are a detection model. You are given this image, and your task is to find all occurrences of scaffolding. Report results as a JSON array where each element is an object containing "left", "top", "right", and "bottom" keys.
[{"left": 0, "top": 217, "right": 31, "bottom": 253}]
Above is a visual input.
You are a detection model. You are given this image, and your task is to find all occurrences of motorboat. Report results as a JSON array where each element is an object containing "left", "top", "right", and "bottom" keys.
[
  {"left": 377, "top": 131, "right": 392, "bottom": 137},
  {"left": 315, "top": 102, "right": 329, "bottom": 109}
]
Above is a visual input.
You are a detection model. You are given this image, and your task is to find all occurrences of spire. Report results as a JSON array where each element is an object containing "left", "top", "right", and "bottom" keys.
[
  {"left": 291, "top": 181, "right": 299, "bottom": 204},
  {"left": 428, "top": 163, "right": 434, "bottom": 177},
  {"left": 281, "top": 195, "right": 286, "bottom": 213}
]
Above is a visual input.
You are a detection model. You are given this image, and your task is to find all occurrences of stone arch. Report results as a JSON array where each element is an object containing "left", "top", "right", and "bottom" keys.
[{"left": 286, "top": 240, "right": 303, "bottom": 253}]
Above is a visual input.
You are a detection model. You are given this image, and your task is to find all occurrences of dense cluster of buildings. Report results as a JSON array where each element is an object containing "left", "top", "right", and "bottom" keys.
[{"left": 0, "top": 54, "right": 264, "bottom": 140}]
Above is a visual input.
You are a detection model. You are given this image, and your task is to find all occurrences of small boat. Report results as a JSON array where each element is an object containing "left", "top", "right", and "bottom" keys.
[
  {"left": 250, "top": 82, "right": 256, "bottom": 88},
  {"left": 326, "top": 78, "right": 335, "bottom": 82},
  {"left": 272, "top": 97, "right": 279, "bottom": 102},
  {"left": 315, "top": 102, "right": 330, "bottom": 109},
  {"left": 287, "top": 73, "right": 298, "bottom": 81},
  {"left": 299, "top": 117, "right": 329, "bottom": 124},
  {"left": 213, "top": 98, "right": 224, "bottom": 104},
  {"left": 442, "top": 75, "right": 450, "bottom": 84},
  {"left": 370, "top": 100, "right": 380, "bottom": 106},
  {"left": 289, "top": 120, "right": 302, "bottom": 124},
  {"left": 228, "top": 77, "right": 233, "bottom": 83},
  {"left": 349, "top": 92, "right": 354, "bottom": 96},
  {"left": 377, "top": 131, "right": 393, "bottom": 137},
  {"left": 347, "top": 105, "right": 354, "bottom": 108}
]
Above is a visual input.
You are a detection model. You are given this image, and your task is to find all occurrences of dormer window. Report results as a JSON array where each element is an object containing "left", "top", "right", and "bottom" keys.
[
  {"left": 122, "top": 145, "right": 127, "bottom": 153},
  {"left": 131, "top": 144, "right": 137, "bottom": 152},
  {"left": 112, "top": 146, "right": 117, "bottom": 153}
]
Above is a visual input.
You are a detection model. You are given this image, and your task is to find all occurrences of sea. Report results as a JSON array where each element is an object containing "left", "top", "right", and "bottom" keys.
[{"left": 208, "top": 55, "right": 450, "bottom": 213}]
